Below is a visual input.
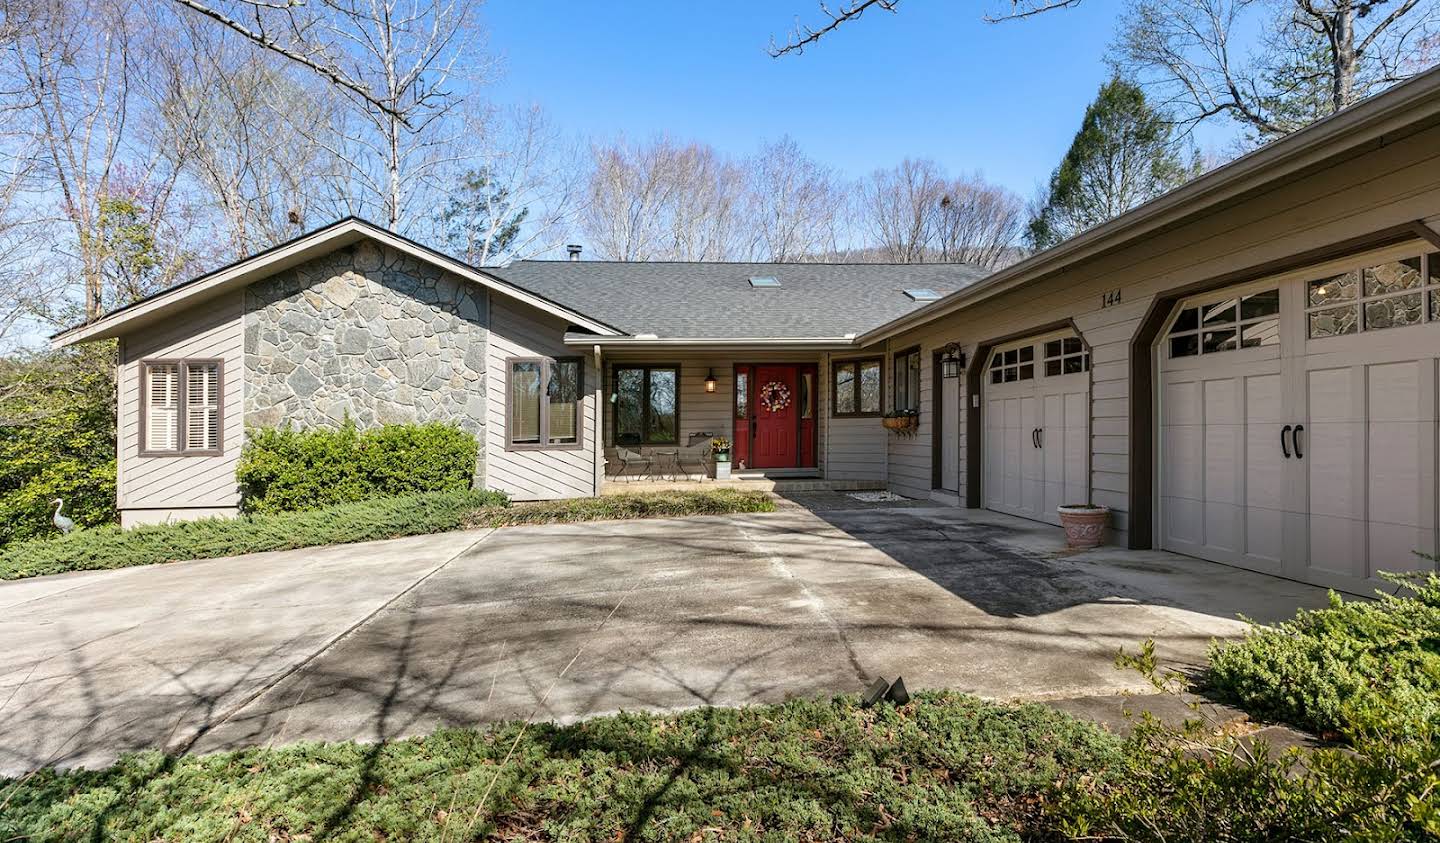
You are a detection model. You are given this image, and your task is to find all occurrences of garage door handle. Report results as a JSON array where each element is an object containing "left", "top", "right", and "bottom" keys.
[
  {"left": 1280, "top": 424, "right": 1292, "bottom": 458},
  {"left": 1292, "top": 424, "right": 1304, "bottom": 460}
]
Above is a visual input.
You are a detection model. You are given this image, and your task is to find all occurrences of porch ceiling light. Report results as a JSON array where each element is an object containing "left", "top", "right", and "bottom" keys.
[
  {"left": 941, "top": 343, "right": 965, "bottom": 379},
  {"left": 704, "top": 369, "right": 717, "bottom": 393}
]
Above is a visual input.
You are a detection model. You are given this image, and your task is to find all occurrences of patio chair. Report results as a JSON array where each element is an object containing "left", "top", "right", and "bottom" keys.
[
  {"left": 676, "top": 441, "right": 713, "bottom": 479},
  {"left": 612, "top": 447, "right": 652, "bottom": 479}
]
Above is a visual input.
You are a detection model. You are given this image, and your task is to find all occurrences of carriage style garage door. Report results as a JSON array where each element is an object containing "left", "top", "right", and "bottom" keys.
[
  {"left": 1159, "top": 244, "right": 1440, "bottom": 594},
  {"left": 983, "top": 332, "right": 1090, "bottom": 526}
]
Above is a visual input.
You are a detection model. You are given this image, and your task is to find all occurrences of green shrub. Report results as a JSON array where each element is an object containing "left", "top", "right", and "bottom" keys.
[
  {"left": 466, "top": 489, "right": 775, "bottom": 527},
  {"left": 0, "top": 692, "right": 1120, "bottom": 842},
  {"left": 0, "top": 488, "right": 507, "bottom": 580},
  {"left": 1206, "top": 571, "right": 1440, "bottom": 737},
  {"left": 0, "top": 344, "right": 118, "bottom": 546},
  {"left": 236, "top": 420, "right": 479, "bottom": 513},
  {"left": 0, "top": 489, "right": 779, "bottom": 580},
  {"left": 1048, "top": 718, "right": 1440, "bottom": 841}
]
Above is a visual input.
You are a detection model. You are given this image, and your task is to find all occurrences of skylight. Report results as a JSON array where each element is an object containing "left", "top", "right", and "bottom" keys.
[
  {"left": 749, "top": 276, "right": 780, "bottom": 288},
  {"left": 904, "top": 289, "right": 942, "bottom": 301}
]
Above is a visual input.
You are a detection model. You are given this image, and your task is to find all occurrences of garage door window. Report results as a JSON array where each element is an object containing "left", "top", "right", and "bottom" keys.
[
  {"left": 1168, "top": 289, "right": 1279, "bottom": 358},
  {"left": 989, "top": 345, "right": 1034, "bottom": 384},
  {"left": 1307, "top": 254, "right": 1437, "bottom": 337},
  {"left": 1043, "top": 337, "right": 1088, "bottom": 376}
]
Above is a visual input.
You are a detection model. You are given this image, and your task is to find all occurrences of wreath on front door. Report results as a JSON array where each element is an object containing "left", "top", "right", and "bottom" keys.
[{"left": 758, "top": 381, "right": 791, "bottom": 413}]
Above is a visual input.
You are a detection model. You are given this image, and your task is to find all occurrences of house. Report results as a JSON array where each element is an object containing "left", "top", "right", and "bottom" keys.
[{"left": 53, "top": 65, "right": 1440, "bottom": 595}]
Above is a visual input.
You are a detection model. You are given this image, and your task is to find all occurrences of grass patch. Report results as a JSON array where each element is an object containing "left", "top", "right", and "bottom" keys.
[
  {"left": 0, "top": 489, "right": 775, "bottom": 581},
  {"left": 0, "top": 692, "right": 1118, "bottom": 842},
  {"left": 468, "top": 489, "right": 775, "bottom": 528}
]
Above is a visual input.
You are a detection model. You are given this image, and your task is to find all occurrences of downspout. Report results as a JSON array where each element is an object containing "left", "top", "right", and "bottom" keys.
[
  {"left": 822, "top": 352, "right": 831, "bottom": 480},
  {"left": 593, "top": 343, "right": 603, "bottom": 496}
]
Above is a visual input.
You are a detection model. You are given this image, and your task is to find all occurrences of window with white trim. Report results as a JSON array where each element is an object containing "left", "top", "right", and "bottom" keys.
[
  {"left": 1168, "top": 289, "right": 1280, "bottom": 358},
  {"left": 1306, "top": 253, "right": 1439, "bottom": 338},
  {"left": 143, "top": 360, "right": 223, "bottom": 454},
  {"left": 1042, "top": 337, "right": 1089, "bottom": 376},
  {"left": 988, "top": 345, "right": 1034, "bottom": 384}
]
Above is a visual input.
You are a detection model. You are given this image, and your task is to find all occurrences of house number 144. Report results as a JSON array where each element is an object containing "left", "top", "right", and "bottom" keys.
[{"left": 1101, "top": 289, "right": 1122, "bottom": 308}]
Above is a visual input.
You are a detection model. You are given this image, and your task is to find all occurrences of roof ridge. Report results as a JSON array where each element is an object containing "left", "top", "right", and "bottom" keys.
[{"left": 507, "top": 259, "right": 988, "bottom": 268}]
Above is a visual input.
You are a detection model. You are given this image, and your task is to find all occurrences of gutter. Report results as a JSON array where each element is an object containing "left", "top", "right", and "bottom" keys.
[
  {"left": 857, "top": 64, "right": 1440, "bottom": 345},
  {"left": 563, "top": 332, "right": 863, "bottom": 350}
]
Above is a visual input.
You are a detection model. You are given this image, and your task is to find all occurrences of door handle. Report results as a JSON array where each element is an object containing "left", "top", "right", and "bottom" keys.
[
  {"left": 1031, "top": 428, "right": 1037, "bottom": 448},
  {"left": 1292, "top": 424, "right": 1304, "bottom": 459},
  {"left": 1037, "top": 428, "right": 1044, "bottom": 449},
  {"left": 1280, "top": 424, "right": 1291, "bottom": 458}
]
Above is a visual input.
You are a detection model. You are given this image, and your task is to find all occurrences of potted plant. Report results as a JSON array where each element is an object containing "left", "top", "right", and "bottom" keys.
[
  {"left": 882, "top": 409, "right": 919, "bottom": 434},
  {"left": 711, "top": 436, "right": 732, "bottom": 480},
  {"left": 1057, "top": 504, "right": 1110, "bottom": 549}
]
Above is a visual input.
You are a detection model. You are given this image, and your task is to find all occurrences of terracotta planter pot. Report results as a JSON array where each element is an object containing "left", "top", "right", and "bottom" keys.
[{"left": 1057, "top": 505, "right": 1109, "bottom": 549}]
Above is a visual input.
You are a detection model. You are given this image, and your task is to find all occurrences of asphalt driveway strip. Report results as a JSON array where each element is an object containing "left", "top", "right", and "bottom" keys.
[{"left": 0, "top": 501, "right": 1332, "bottom": 776}]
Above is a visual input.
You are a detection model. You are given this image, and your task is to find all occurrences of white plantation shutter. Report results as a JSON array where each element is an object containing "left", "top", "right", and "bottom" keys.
[
  {"left": 145, "top": 363, "right": 180, "bottom": 451},
  {"left": 185, "top": 362, "right": 221, "bottom": 451}
]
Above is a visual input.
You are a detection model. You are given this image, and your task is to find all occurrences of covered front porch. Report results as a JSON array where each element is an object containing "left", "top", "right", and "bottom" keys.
[{"left": 576, "top": 344, "right": 891, "bottom": 490}]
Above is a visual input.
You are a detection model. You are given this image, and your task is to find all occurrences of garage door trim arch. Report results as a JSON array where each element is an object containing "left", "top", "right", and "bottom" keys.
[
  {"left": 1128, "top": 220, "right": 1440, "bottom": 551},
  {"left": 965, "top": 317, "right": 1092, "bottom": 510}
]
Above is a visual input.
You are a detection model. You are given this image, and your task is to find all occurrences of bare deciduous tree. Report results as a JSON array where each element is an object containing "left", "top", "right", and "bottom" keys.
[
  {"left": 581, "top": 137, "right": 747, "bottom": 261},
  {"left": 2, "top": 0, "right": 200, "bottom": 320},
  {"left": 156, "top": 17, "right": 340, "bottom": 257},
  {"left": 431, "top": 104, "right": 583, "bottom": 265},
  {"left": 856, "top": 158, "right": 947, "bottom": 263},
  {"left": 744, "top": 137, "right": 844, "bottom": 262},
  {"left": 1113, "top": 0, "right": 1440, "bottom": 141},
  {"left": 770, "top": 0, "right": 899, "bottom": 56},
  {"left": 933, "top": 173, "right": 1026, "bottom": 269},
  {"left": 170, "top": 0, "right": 489, "bottom": 230}
]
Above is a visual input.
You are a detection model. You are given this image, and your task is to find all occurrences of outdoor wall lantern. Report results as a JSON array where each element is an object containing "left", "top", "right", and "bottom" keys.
[
  {"left": 940, "top": 344, "right": 966, "bottom": 379},
  {"left": 704, "top": 369, "right": 717, "bottom": 393}
]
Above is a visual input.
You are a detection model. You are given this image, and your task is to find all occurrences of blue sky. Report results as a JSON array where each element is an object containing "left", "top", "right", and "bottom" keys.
[{"left": 482, "top": 0, "right": 1230, "bottom": 197}]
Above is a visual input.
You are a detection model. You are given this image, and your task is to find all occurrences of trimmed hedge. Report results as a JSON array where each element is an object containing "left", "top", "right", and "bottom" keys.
[
  {"left": 466, "top": 489, "right": 775, "bottom": 528},
  {"left": 0, "top": 489, "right": 776, "bottom": 581},
  {"left": 236, "top": 421, "right": 478, "bottom": 514},
  {"left": 0, "top": 488, "right": 507, "bottom": 580}
]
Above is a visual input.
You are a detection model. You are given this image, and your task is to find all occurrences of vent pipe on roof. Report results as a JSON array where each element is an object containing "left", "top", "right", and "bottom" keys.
[{"left": 566, "top": 244, "right": 582, "bottom": 261}]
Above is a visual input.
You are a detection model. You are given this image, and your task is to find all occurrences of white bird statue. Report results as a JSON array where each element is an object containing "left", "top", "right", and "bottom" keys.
[{"left": 51, "top": 498, "right": 75, "bottom": 535}]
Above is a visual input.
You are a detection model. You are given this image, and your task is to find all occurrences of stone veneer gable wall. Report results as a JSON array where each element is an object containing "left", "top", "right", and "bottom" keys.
[{"left": 243, "top": 240, "right": 489, "bottom": 475}]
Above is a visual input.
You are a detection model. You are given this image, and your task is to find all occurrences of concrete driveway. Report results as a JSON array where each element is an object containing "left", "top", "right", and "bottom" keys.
[{"left": 0, "top": 499, "right": 1331, "bottom": 776}]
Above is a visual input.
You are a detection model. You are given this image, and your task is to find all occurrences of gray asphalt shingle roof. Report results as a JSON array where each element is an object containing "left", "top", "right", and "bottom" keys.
[{"left": 486, "top": 261, "right": 992, "bottom": 338}]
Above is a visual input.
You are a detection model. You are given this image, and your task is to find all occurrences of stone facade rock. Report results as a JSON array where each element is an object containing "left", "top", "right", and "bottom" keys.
[{"left": 243, "top": 243, "right": 488, "bottom": 477}]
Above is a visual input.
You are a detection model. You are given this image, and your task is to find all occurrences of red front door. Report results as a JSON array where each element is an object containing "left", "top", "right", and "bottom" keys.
[{"left": 750, "top": 365, "right": 798, "bottom": 468}]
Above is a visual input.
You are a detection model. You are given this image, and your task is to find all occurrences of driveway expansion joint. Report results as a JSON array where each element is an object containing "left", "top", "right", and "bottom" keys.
[{"left": 170, "top": 529, "right": 497, "bottom": 756}]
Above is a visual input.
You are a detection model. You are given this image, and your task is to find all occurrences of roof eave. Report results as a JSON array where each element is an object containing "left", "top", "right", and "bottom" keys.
[
  {"left": 563, "top": 333, "right": 865, "bottom": 351},
  {"left": 50, "top": 218, "right": 623, "bottom": 349},
  {"left": 857, "top": 66, "right": 1440, "bottom": 345}
]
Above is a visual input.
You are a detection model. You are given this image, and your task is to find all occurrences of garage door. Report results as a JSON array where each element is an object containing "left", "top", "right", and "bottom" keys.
[
  {"left": 1159, "top": 245, "right": 1440, "bottom": 593},
  {"left": 983, "top": 333, "right": 1089, "bottom": 526}
]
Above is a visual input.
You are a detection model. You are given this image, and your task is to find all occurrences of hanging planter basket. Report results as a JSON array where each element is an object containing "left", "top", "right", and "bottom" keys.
[{"left": 882, "top": 414, "right": 918, "bottom": 434}]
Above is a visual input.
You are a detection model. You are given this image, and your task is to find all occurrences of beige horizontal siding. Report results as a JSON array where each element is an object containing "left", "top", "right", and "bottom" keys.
[
  {"left": 884, "top": 120, "right": 1440, "bottom": 544},
  {"left": 117, "top": 291, "right": 245, "bottom": 513},
  {"left": 485, "top": 296, "right": 599, "bottom": 500}
]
